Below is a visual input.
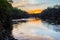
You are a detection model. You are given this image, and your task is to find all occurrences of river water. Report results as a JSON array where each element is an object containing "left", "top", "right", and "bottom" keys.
[{"left": 12, "top": 18, "right": 60, "bottom": 40}]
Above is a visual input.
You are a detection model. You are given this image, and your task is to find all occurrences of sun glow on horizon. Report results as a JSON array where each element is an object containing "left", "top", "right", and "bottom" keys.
[
  {"left": 27, "top": 9, "right": 43, "bottom": 14},
  {"left": 26, "top": 9, "right": 43, "bottom": 14}
]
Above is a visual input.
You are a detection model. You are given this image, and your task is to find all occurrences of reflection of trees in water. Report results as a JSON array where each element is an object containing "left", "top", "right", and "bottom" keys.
[{"left": 12, "top": 19, "right": 60, "bottom": 40}]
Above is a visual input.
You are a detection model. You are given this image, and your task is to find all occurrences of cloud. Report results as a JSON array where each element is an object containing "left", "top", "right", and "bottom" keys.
[
  {"left": 12, "top": 0, "right": 46, "bottom": 11},
  {"left": 12, "top": 0, "right": 60, "bottom": 11},
  {"left": 12, "top": 0, "right": 45, "bottom": 6},
  {"left": 24, "top": 0, "right": 39, "bottom": 4}
]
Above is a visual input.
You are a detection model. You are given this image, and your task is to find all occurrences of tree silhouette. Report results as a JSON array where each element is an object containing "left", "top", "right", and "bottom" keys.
[
  {"left": 11, "top": 8, "right": 31, "bottom": 19},
  {"left": 40, "top": 5, "right": 60, "bottom": 25},
  {"left": 0, "top": 0, "right": 16, "bottom": 40}
]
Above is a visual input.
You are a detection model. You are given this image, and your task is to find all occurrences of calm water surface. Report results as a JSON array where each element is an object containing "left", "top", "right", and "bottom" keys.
[{"left": 12, "top": 18, "right": 60, "bottom": 40}]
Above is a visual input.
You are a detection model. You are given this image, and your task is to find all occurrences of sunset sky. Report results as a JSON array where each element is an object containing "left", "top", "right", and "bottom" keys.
[{"left": 12, "top": 0, "right": 60, "bottom": 13}]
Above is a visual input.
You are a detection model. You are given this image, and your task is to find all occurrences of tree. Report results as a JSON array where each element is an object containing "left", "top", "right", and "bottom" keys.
[
  {"left": 40, "top": 5, "right": 60, "bottom": 25},
  {"left": 0, "top": 0, "right": 15, "bottom": 40},
  {"left": 11, "top": 8, "right": 30, "bottom": 19}
]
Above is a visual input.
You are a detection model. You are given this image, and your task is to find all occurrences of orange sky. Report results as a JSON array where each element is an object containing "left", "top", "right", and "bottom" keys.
[
  {"left": 26, "top": 9, "right": 43, "bottom": 14},
  {"left": 11, "top": 1, "right": 43, "bottom": 14},
  {"left": 12, "top": 0, "right": 60, "bottom": 14},
  {"left": 12, "top": 3, "right": 43, "bottom": 14},
  {"left": 12, "top": 4, "right": 43, "bottom": 14}
]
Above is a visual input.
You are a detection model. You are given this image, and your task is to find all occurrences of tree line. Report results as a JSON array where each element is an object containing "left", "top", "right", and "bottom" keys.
[{"left": 40, "top": 5, "right": 60, "bottom": 25}]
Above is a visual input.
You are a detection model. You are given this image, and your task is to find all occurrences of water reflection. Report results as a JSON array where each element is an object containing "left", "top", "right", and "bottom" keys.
[{"left": 12, "top": 18, "right": 60, "bottom": 40}]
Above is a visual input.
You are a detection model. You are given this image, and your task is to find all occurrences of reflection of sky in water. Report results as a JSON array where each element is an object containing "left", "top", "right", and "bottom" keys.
[{"left": 12, "top": 19, "right": 60, "bottom": 40}]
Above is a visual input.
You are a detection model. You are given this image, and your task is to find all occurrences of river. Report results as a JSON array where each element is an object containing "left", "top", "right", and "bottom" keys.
[{"left": 12, "top": 18, "right": 60, "bottom": 40}]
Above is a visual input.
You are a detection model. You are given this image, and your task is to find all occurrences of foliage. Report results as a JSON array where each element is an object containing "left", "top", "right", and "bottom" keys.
[
  {"left": 40, "top": 5, "right": 60, "bottom": 25},
  {"left": 0, "top": 0, "right": 15, "bottom": 40},
  {"left": 11, "top": 8, "right": 30, "bottom": 19}
]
